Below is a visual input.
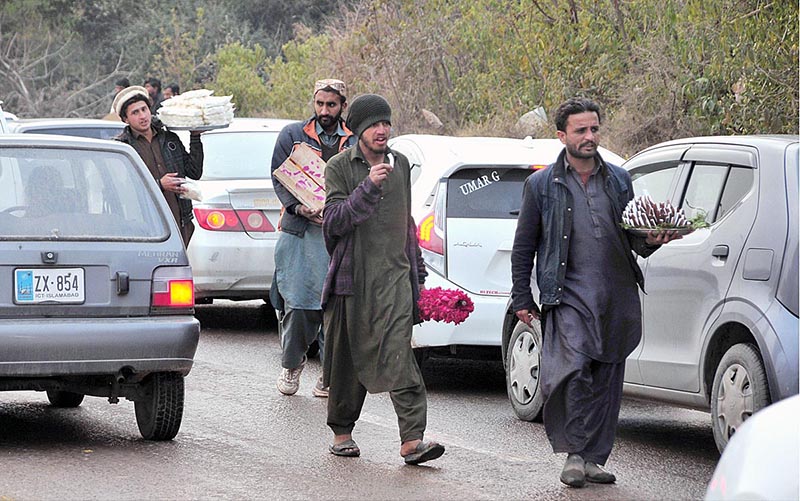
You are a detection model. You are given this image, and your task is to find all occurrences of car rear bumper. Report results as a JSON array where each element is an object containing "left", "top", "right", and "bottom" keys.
[
  {"left": 412, "top": 271, "right": 507, "bottom": 348},
  {"left": 188, "top": 231, "right": 276, "bottom": 300},
  {"left": 0, "top": 316, "right": 199, "bottom": 377}
]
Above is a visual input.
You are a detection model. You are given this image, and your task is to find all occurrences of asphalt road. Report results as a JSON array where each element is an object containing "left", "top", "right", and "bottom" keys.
[{"left": 0, "top": 301, "right": 720, "bottom": 500}]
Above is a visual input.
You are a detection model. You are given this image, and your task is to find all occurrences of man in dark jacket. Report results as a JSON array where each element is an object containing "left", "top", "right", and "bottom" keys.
[
  {"left": 510, "top": 98, "right": 680, "bottom": 488},
  {"left": 270, "top": 79, "right": 355, "bottom": 398},
  {"left": 113, "top": 85, "right": 203, "bottom": 246}
]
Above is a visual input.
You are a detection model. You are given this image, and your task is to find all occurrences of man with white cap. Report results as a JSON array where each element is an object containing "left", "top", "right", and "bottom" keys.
[
  {"left": 270, "top": 79, "right": 355, "bottom": 398},
  {"left": 321, "top": 94, "right": 445, "bottom": 465},
  {"left": 112, "top": 85, "right": 203, "bottom": 245}
]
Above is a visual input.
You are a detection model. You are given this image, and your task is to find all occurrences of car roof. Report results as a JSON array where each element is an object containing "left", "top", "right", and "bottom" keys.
[
  {"left": 390, "top": 134, "right": 627, "bottom": 170},
  {"left": 0, "top": 132, "right": 135, "bottom": 153},
  {"left": 8, "top": 118, "right": 126, "bottom": 132},
  {"left": 199, "top": 117, "right": 300, "bottom": 134},
  {"left": 636, "top": 134, "right": 799, "bottom": 153}
]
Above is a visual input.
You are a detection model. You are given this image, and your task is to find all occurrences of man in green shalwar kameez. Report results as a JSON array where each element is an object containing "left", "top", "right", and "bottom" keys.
[{"left": 321, "top": 94, "right": 445, "bottom": 465}]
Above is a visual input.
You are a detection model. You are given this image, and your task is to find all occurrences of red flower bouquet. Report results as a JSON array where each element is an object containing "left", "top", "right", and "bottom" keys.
[{"left": 418, "top": 287, "right": 475, "bottom": 325}]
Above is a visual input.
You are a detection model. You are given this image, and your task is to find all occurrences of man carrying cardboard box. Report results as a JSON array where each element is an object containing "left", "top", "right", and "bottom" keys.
[{"left": 270, "top": 79, "right": 356, "bottom": 397}]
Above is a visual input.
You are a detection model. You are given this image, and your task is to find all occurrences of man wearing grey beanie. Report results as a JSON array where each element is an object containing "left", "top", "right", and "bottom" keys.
[{"left": 321, "top": 94, "right": 445, "bottom": 465}]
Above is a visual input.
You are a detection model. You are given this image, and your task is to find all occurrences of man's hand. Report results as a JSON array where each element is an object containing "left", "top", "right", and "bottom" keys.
[
  {"left": 296, "top": 205, "right": 323, "bottom": 225},
  {"left": 645, "top": 229, "right": 686, "bottom": 246},
  {"left": 368, "top": 162, "right": 393, "bottom": 188},
  {"left": 515, "top": 309, "right": 539, "bottom": 327},
  {"left": 160, "top": 172, "right": 186, "bottom": 194}
]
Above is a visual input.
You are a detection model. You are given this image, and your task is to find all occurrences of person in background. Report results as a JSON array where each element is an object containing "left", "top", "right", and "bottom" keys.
[
  {"left": 104, "top": 78, "right": 132, "bottom": 120},
  {"left": 270, "top": 79, "right": 356, "bottom": 398},
  {"left": 163, "top": 83, "right": 180, "bottom": 100},
  {"left": 112, "top": 86, "right": 203, "bottom": 246},
  {"left": 114, "top": 78, "right": 131, "bottom": 95},
  {"left": 510, "top": 97, "right": 681, "bottom": 488},
  {"left": 321, "top": 94, "right": 445, "bottom": 465},
  {"left": 143, "top": 77, "right": 165, "bottom": 114}
]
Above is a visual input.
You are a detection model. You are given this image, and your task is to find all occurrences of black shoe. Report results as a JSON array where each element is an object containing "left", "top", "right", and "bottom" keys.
[
  {"left": 585, "top": 461, "right": 616, "bottom": 484},
  {"left": 560, "top": 454, "right": 586, "bottom": 488}
]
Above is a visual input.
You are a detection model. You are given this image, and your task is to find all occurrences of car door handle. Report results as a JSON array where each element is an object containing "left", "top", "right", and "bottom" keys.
[
  {"left": 712, "top": 245, "right": 729, "bottom": 258},
  {"left": 509, "top": 209, "right": 520, "bottom": 216},
  {"left": 116, "top": 272, "right": 129, "bottom": 295}
]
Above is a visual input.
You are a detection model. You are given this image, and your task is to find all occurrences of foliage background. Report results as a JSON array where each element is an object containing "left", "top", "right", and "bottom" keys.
[{"left": 0, "top": 0, "right": 796, "bottom": 156}]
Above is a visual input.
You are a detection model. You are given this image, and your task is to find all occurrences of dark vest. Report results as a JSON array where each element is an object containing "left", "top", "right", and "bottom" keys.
[{"left": 321, "top": 141, "right": 339, "bottom": 162}]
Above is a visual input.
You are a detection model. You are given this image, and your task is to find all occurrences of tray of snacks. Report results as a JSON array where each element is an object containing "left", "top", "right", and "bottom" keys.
[{"left": 157, "top": 89, "right": 235, "bottom": 129}]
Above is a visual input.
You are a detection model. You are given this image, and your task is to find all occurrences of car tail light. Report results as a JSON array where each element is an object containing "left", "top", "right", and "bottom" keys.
[
  {"left": 530, "top": 164, "right": 547, "bottom": 170},
  {"left": 151, "top": 266, "right": 195, "bottom": 313},
  {"left": 417, "top": 181, "right": 446, "bottom": 275},
  {"left": 418, "top": 213, "right": 444, "bottom": 254},
  {"left": 194, "top": 207, "right": 275, "bottom": 232}
]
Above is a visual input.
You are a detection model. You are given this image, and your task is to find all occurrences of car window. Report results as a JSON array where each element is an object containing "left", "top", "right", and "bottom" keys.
[
  {"left": 681, "top": 164, "right": 728, "bottom": 222},
  {"left": 717, "top": 166, "right": 754, "bottom": 220},
  {"left": 680, "top": 163, "right": 754, "bottom": 224},
  {"left": 446, "top": 167, "right": 532, "bottom": 219},
  {"left": 0, "top": 147, "right": 168, "bottom": 240},
  {"left": 630, "top": 163, "right": 679, "bottom": 202},
  {"left": 201, "top": 131, "right": 278, "bottom": 180},
  {"left": 27, "top": 127, "right": 123, "bottom": 140}
]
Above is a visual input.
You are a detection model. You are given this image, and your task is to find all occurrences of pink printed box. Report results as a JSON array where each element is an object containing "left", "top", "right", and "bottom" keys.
[{"left": 273, "top": 143, "right": 326, "bottom": 212}]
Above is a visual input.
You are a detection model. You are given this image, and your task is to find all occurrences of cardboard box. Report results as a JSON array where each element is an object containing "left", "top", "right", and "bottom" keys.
[{"left": 273, "top": 143, "right": 326, "bottom": 212}]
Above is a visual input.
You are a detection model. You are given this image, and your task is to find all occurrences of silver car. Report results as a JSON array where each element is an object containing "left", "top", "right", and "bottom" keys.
[
  {"left": 0, "top": 134, "right": 200, "bottom": 440},
  {"left": 7, "top": 117, "right": 125, "bottom": 140},
  {"left": 502, "top": 135, "right": 799, "bottom": 452},
  {"left": 176, "top": 118, "right": 298, "bottom": 304}
]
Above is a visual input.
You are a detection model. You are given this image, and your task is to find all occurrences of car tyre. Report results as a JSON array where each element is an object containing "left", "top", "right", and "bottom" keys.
[
  {"left": 711, "top": 343, "right": 770, "bottom": 452},
  {"left": 135, "top": 372, "right": 185, "bottom": 441},
  {"left": 46, "top": 390, "right": 84, "bottom": 408},
  {"left": 506, "top": 319, "right": 544, "bottom": 422}
]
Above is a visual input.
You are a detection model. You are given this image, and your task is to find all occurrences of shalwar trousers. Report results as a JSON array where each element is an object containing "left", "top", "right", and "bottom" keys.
[
  {"left": 325, "top": 306, "right": 427, "bottom": 443},
  {"left": 280, "top": 307, "right": 323, "bottom": 369},
  {"left": 541, "top": 308, "right": 626, "bottom": 465}
]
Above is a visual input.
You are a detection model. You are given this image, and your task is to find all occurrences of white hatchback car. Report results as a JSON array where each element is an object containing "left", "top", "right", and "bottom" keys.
[
  {"left": 177, "top": 118, "right": 299, "bottom": 304},
  {"left": 388, "top": 134, "right": 625, "bottom": 363}
]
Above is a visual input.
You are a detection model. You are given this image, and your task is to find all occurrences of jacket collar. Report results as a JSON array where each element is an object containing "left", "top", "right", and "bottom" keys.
[{"left": 551, "top": 148, "right": 610, "bottom": 183}]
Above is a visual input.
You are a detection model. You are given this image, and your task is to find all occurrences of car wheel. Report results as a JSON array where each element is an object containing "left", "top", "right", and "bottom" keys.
[
  {"left": 506, "top": 319, "right": 543, "bottom": 422},
  {"left": 711, "top": 343, "right": 770, "bottom": 452},
  {"left": 135, "top": 372, "right": 185, "bottom": 441},
  {"left": 46, "top": 390, "right": 84, "bottom": 408}
]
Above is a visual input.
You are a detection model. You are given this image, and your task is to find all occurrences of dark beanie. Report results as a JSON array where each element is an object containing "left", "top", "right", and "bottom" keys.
[{"left": 346, "top": 94, "right": 392, "bottom": 137}]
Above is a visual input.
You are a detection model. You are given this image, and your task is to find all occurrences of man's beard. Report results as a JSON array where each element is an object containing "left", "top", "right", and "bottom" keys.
[
  {"left": 317, "top": 112, "right": 342, "bottom": 129},
  {"left": 361, "top": 137, "right": 387, "bottom": 155},
  {"left": 566, "top": 141, "right": 597, "bottom": 159}
]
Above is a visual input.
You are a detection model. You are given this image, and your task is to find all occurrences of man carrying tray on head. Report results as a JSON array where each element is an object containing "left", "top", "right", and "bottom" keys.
[{"left": 270, "top": 79, "right": 356, "bottom": 398}]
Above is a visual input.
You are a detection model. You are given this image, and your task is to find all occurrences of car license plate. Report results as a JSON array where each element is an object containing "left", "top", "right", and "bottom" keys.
[
  {"left": 14, "top": 268, "right": 85, "bottom": 304},
  {"left": 253, "top": 197, "right": 283, "bottom": 209}
]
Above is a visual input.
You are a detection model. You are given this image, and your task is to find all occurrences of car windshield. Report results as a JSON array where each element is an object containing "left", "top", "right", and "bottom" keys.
[
  {"left": 200, "top": 131, "right": 278, "bottom": 180},
  {"left": 446, "top": 166, "right": 533, "bottom": 219},
  {"left": 0, "top": 147, "right": 169, "bottom": 240}
]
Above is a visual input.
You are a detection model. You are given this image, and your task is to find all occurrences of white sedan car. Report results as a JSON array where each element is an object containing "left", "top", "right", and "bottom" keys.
[
  {"left": 178, "top": 118, "right": 298, "bottom": 304},
  {"left": 388, "top": 134, "right": 625, "bottom": 363}
]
